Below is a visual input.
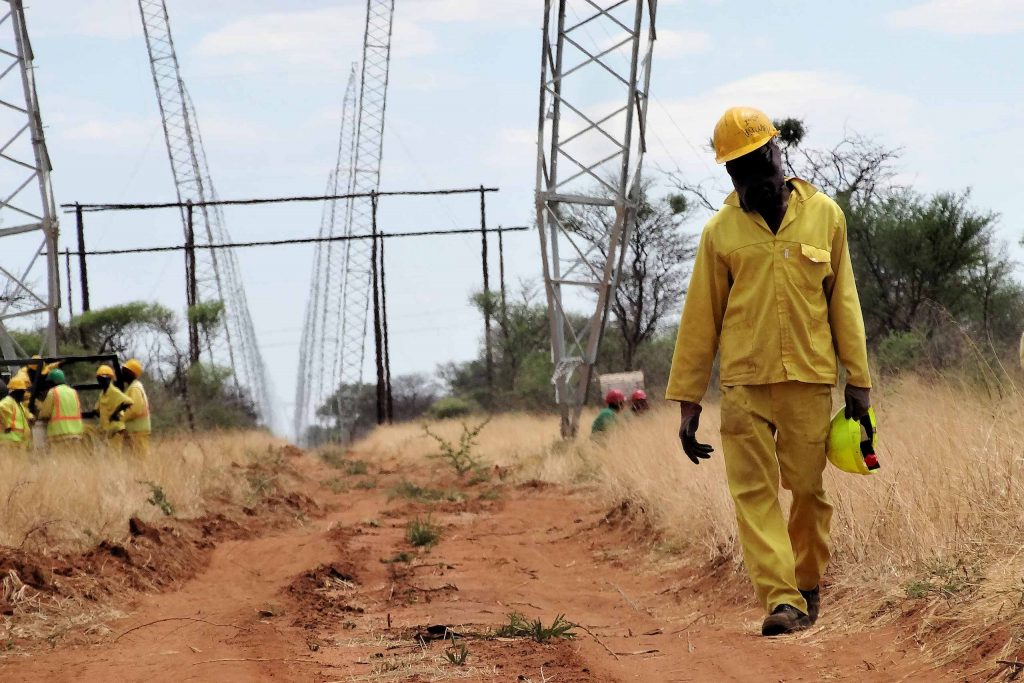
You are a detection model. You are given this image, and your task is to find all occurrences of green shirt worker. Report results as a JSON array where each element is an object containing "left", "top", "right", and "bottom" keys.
[{"left": 591, "top": 389, "right": 625, "bottom": 435}]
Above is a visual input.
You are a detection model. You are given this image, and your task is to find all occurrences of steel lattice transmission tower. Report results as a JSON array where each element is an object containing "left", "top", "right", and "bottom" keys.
[
  {"left": 534, "top": 0, "right": 657, "bottom": 437},
  {"left": 0, "top": 0, "right": 58, "bottom": 360},
  {"left": 138, "top": 0, "right": 274, "bottom": 426},
  {"left": 295, "top": 65, "right": 358, "bottom": 442},
  {"left": 294, "top": 0, "right": 395, "bottom": 443}
]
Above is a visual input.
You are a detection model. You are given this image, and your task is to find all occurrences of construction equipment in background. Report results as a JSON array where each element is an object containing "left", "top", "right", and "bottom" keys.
[
  {"left": 0, "top": 1, "right": 59, "bottom": 361},
  {"left": 137, "top": 0, "right": 274, "bottom": 427},
  {"left": 294, "top": 0, "right": 396, "bottom": 444},
  {"left": 534, "top": 0, "right": 658, "bottom": 437}
]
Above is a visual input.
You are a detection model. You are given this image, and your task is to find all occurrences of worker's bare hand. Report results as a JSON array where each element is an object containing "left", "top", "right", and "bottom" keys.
[{"left": 678, "top": 401, "right": 714, "bottom": 464}]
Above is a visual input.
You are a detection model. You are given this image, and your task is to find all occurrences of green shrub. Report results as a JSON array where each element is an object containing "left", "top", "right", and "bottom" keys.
[
  {"left": 428, "top": 397, "right": 476, "bottom": 420},
  {"left": 877, "top": 330, "right": 926, "bottom": 374}
]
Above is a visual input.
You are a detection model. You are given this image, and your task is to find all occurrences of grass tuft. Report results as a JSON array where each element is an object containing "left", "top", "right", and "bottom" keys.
[
  {"left": 389, "top": 480, "right": 464, "bottom": 503},
  {"left": 138, "top": 480, "right": 174, "bottom": 516},
  {"left": 495, "top": 612, "right": 576, "bottom": 643},
  {"left": 444, "top": 642, "right": 470, "bottom": 665},
  {"left": 406, "top": 516, "right": 441, "bottom": 547}
]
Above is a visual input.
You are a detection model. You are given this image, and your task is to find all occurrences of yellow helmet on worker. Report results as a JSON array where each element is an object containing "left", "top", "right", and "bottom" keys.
[
  {"left": 826, "top": 408, "right": 880, "bottom": 475},
  {"left": 712, "top": 106, "right": 779, "bottom": 164},
  {"left": 6, "top": 376, "right": 28, "bottom": 391},
  {"left": 123, "top": 358, "right": 143, "bottom": 377},
  {"left": 96, "top": 365, "right": 116, "bottom": 379}
]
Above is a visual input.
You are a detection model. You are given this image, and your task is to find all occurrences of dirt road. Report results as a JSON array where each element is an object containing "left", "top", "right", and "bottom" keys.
[{"left": 0, "top": 449, "right": 956, "bottom": 682}]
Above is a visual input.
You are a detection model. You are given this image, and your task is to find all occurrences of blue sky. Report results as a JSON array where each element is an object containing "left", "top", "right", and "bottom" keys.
[{"left": 17, "top": 0, "right": 1024, "bottom": 431}]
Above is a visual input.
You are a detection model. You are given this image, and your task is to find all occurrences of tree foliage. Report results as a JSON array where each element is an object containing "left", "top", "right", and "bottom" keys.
[{"left": 562, "top": 185, "right": 698, "bottom": 369}]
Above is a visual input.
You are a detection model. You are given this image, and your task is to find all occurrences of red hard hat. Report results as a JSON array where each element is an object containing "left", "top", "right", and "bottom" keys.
[
  {"left": 631, "top": 389, "right": 647, "bottom": 401},
  {"left": 605, "top": 389, "right": 626, "bottom": 406}
]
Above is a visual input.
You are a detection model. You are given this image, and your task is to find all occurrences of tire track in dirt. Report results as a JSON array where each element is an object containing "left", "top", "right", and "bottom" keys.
[{"left": 1, "top": 450, "right": 959, "bottom": 682}]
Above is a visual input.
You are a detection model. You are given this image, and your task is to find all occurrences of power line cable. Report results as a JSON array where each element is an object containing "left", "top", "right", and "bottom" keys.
[{"left": 67, "top": 225, "right": 531, "bottom": 256}]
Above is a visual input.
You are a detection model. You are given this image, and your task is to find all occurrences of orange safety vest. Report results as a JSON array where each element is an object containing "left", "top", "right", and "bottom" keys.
[
  {"left": 47, "top": 385, "right": 84, "bottom": 438},
  {"left": 0, "top": 396, "right": 30, "bottom": 444}
]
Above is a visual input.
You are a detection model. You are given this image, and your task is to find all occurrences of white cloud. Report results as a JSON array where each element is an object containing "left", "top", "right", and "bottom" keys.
[
  {"left": 37, "top": 0, "right": 142, "bottom": 39},
  {"left": 59, "top": 118, "right": 154, "bottom": 147},
  {"left": 646, "top": 71, "right": 920, "bottom": 173},
  {"left": 401, "top": 0, "right": 538, "bottom": 25},
  {"left": 485, "top": 71, "right": 922, "bottom": 201},
  {"left": 887, "top": 0, "right": 1024, "bottom": 35},
  {"left": 195, "top": 6, "right": 438, "bottom": 71},
  {"left": 656, "top": 29, "right": 712, "bottom": 58}
]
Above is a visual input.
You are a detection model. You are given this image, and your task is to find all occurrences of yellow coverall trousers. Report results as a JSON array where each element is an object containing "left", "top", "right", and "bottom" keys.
[
  {"left": 720, "top": 382, "right": 833, "bottom": 615},
  {"left": 126, "top": 432, "right": 150, "bottom": 457}
]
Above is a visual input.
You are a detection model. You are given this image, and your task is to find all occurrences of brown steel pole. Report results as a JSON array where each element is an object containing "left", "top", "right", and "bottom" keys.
[
  {"left": 64, "top": 248, "right": 73, "bottom": 319},
  {"left": 370, "top": 192, "right": 386, "bottom": 426},
  {"left": 185, "top": 202, "right": 199, "bottom": 366},
  {"left": 480, "top": 186, "right": 494, "bottom": 390},
  {"left": 75, "top": 204, "right": 90, "bottom": 312},
  {"left": 379, "top": 229, "right": 394, "bottom": 423}
]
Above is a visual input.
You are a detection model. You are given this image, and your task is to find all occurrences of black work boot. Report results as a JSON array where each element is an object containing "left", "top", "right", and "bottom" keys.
[
  {"left": 761, "top": 604, "right": 812, "bottom": 636},
  {"left": 800, "top": 586, "right": 820, "bottom": 625}
]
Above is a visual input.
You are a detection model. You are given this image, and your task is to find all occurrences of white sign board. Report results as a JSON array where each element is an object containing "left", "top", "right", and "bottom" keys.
[{"left": 598, "top": 371, "right": 645, "bottom": 397}]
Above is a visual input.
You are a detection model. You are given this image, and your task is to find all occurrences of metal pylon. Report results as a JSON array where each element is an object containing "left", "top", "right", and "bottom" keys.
[
  {"left": 295, "top": 65, "right": 358, "bottom": 442},
  {"left": 534, "top": 0, "right": 657, "bottom": 437},
  {"left": 334, "top": 0, "right": 395, "bottom": 440},
  {"left": 294, "top": 0, "right": 394, "bottom": 443},
  {"left": 138, "top": 0, "right": 273, "bottom": 426},
  {"left": 0, "top": 0, "right": 58, "bottom": 360}
]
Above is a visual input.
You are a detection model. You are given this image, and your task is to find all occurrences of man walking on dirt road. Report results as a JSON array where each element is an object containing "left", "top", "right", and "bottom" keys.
[{"left": 665, "top": 106, "right": 872, "bottom": 636}]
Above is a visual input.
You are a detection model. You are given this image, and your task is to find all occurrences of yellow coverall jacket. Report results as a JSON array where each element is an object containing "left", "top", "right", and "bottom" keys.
[
  {"left": 0, "top": 395, "right": 31, "bottom": 449},
  {"left": 122, "top": 380, "right": 151, "bottom": 456},
  {"left": 96, "top": 385, "right": 133, "bottom": 446},
  {"left": 666, "top": 178, "right": 871, "bottom": 615}
]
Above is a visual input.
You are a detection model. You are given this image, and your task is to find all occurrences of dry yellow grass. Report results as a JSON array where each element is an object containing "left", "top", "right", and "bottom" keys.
[
  {"left": 356, "top": 376, "right": 1024, "bottom": 668},
  {"left": 0, "top": 430, "right": 285, "bottom": 551}
]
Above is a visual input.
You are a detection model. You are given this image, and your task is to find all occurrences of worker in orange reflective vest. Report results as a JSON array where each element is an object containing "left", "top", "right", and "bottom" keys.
[{"left": 37, "top": 368, "right": 84, "bottom": 448}]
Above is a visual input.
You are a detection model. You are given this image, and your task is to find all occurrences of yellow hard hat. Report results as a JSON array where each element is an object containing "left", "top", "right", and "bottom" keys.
[
  {"left": 96, "top": 365, "right": 116, "bottom": 379},
  {"left": 123, "top": 358, "right": 143, "bottom": 377},
  {"left": 7, "top": 376, "right": 28, "bottom": 391},
  {"left": 712, "top": 106, "right": 779, "bottom": 164},
  {"left": 826, "top": 408, "right": 880, "bottom": 475},
  {"left": 27, "top": 354, "right": 42, "bottom": 368}
]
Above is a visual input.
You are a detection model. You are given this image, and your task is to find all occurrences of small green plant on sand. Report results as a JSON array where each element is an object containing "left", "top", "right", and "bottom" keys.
[
  {"left": 444, "top": 642, "right": 470, "bottom": 665},
  {"left": 344, "top": 459, "right": 369, "bottom": 476},
  {"left": 495, "top": 612, "right": 576, "bottom": 643},
  {"left": 318, "top": 448, "right": 347, "bottom": 468},
  {"left": 406, "top": 516, "right": 441, "bottom": 547},
  {"left": 390, "top": 480, "right": 464, "bottom": 503},
  {"left": 138, "top": 480, "right": 174, "bottom": 516},
  {"left": 322, "top": 477, "right": 347, "bottom": 493},
  {"left": 423, "top": 419, "right": 490, "bottom": 477}
]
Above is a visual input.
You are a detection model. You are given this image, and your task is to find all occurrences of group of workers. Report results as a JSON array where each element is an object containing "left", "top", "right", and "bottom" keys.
[
  {"left": 590, "top": 388, "right": 649, "bottom": 435},
  {"left": 0, "top": 357, "right": 151, "bottom": 455}
]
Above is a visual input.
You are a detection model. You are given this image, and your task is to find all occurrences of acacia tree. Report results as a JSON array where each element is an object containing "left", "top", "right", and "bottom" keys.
[
  {"left": 667, "top": 118, "right": 1024, "bottom": 358},
  {"left": 564, "top": 184, "right": 697, "bottom": 369}
]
